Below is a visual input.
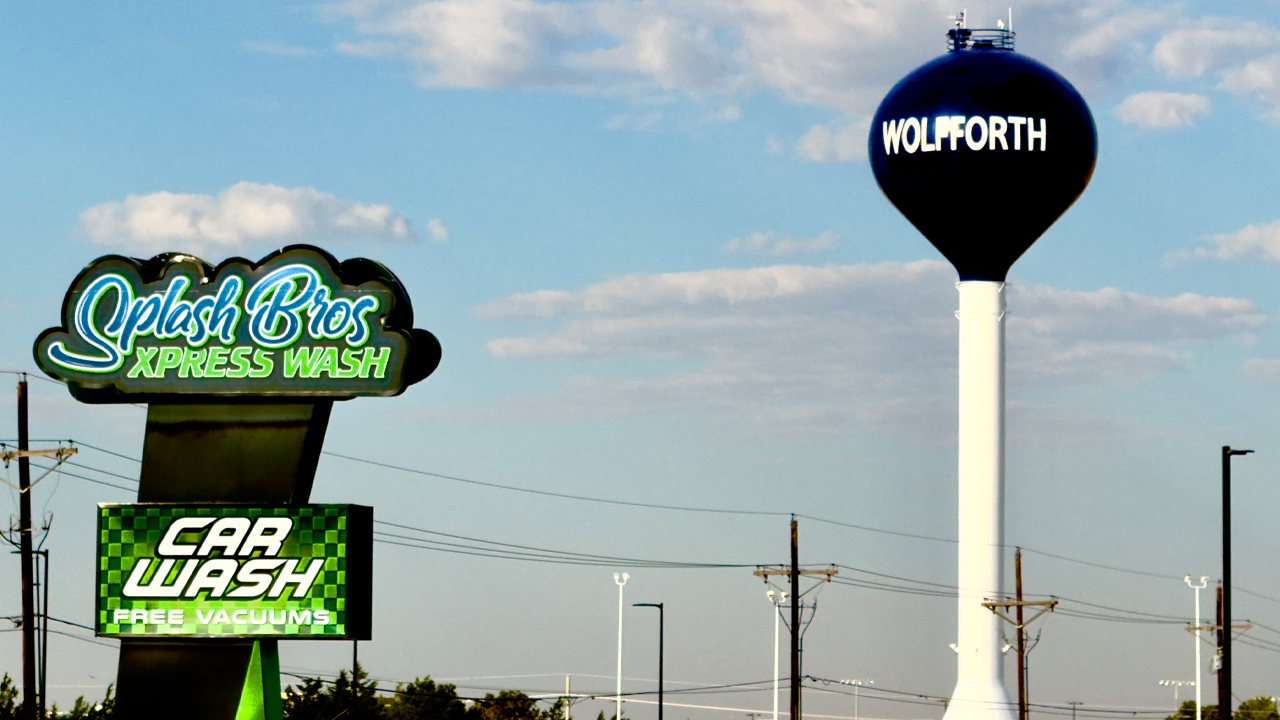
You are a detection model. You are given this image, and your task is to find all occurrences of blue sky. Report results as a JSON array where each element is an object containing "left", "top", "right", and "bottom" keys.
[{"left": 5, "top": 0, "right": 1280, "bottom": 715}]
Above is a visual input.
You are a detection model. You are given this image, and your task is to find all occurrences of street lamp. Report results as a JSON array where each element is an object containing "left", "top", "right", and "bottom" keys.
[
  {"left": 1159, "top": 680, "right": 1193, "bottom": 705},
  {"left": 1222, "top": 446, "right": 1253, "bottom": 719},
  {"left": 1184, "top": 575, "right": 1209, "bottom": 720},
  {"left": 840, "top": 679, "right": 874, "bottom": 720},
  {"left": 767, "top": 590, "right": 787, "bottom": 720},
  {"left": 614, "top": 573, "right": 629, "bottom": 720},
  {"left": 633, "top": 603, "right": 664, "bottom": 720}
]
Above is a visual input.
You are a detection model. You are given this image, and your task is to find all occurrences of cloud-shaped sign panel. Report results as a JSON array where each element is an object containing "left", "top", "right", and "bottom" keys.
[{"left": 35, "top": 245, "right": 442, "bottom": 403}]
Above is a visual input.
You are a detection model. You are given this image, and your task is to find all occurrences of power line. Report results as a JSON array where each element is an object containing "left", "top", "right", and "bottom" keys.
[
  {"left": 325, "top": 451, "right": 781, "bottom": 518},
  {"left": 27, "top": 462, "right": 135, "bottom": 493}
]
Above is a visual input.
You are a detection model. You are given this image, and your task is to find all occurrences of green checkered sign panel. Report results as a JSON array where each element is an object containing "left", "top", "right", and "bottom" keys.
[{"left": 97, "top": 503, "right": 372, "bottom": 639}]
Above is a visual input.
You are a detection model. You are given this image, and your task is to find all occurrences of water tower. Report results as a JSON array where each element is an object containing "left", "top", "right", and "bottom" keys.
[{"left": 868, "top": 14, "right": 1097, "bottom": 720}]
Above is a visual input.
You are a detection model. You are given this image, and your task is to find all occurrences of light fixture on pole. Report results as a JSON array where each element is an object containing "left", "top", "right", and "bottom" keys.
[
  {"left": 1159, "top": 680, "right": 1193, "bottom": 705},
  {"left": 614, "top": 572, "right": 630, "bottom": 720},
  {"left": 840, "top": 679, "right": 874, "bottom": 720},
  {"left": 633, "top": 603, "right": 664, "bottom": 720},
  {"left": 767, "top": 590, "right": 787, "bottom": 720},
  {"left": 1185, "top": 575, "right": 1209, "bottom": 720}
]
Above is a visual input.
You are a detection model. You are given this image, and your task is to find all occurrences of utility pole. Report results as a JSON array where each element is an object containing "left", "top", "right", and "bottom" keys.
[
  {"left": 1015, "top": 551, "right": 1026, "bottom": 720},
  {"left": 1067, "top": 701, "right": 1082, "bottom": 720},
  {"left": 17, "top": 377, "right": 34, "bottom": 720},
  {"left": 983, "top": 549, "right": 1056, "bottom": 720},
  {"left": 38, "top": 551, "right": 48, "bottom": 720},
  {"left": 1, "top": 378, "right": 76, "bottom": 719},
  {"left": 1216, "top": 583, "right": 1225, "bottom": 717},
  {"left": 755, "top": 521, "right": 837, "bottom": 720},
  {"left": 790, "top": 517, "right": 799, "bottom": 720}
]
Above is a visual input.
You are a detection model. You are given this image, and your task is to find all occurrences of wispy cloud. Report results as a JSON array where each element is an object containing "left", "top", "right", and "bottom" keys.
[
  {"left": 329, "top": 0, "right": 1160, "bottom": 116},
  {"left": 724, "top": 231, "right": 835, "bottom": 256},
  {"left": 476, "top": 262, "right": 1264, "bottom": 440},
  {"left": 796, "top": 120, "right": 870, "bottom": 163},
  {"left": 1116, "top": 91, "right": 1210, "bottom": 128},
  {"left": 79, "top": 182, "right": 413, "bottom": 258},
  {"left": 1168, "top": 219, "right": 1280, "bottom": 264}
]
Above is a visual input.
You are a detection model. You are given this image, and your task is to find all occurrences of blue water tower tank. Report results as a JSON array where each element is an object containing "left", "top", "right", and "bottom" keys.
[{"left": 869, "top": 20, "right": 1097, "bottom": 281}]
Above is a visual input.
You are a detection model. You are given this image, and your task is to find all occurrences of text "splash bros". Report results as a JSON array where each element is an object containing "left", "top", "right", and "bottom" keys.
[{"left": 882, "top": 115, "right": 1048, "bottom": 155}]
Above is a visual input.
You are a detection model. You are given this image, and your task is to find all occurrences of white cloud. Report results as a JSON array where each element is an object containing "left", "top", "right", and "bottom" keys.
[
  {"left": 330, "top": 0, "right": 1156, "bottom": 116},
  {"left": 79, "top": 182, "right": 413, "bottom": 257},
  {"left": 796, "top": 120, "right": 869, "bottom": 163},
  {"left": 1242, "top": 358, "right": 1280, "bottom": 383},
  {"left": 1173, "top": 219, "right": 1280, "bottom": 264},
  {"left": 1151, "top": 21, "right": 1279, "bottom": 79},
  {"left": 427, "top": 218, "right": 450, "bottom": 242},
  {"left": 476, "top": 262, "right": 1264, "bottom": 439},
  {"left": 1148, "top": 18, "right": 1280, "bottom": 120},
  {"left": 724, "top": 231, "right": 835, "bottom": 256},
  {"left": 1116, "top": 91, "right": 1210, "bottom": 129}
]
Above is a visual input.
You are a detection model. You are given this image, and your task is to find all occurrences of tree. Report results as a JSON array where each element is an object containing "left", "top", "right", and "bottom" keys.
[
  {"left": 331, "top": 664, "right": 385, "bottom": 720},
  {"left": 1166, "top": 700, "right": 1217, "bottom": 720},
  {"left": 283, "top": 676, "right": 331, "bottom": 720},
  {"left": 387, "top": 677, "right": 479, "bottom": 720},
  {"left": 61, "top": 685, "right": 115, "bottom": 719},
  {"left": 479, "top": 690, "right": 541, "bottom": 720},
  {"left": 0, "top": 674, "right": 17, "bottom": 720},
  {"left": 1236, "top": 698, "right": 1279, "bottom": 720},
  {"left": 283, "top": 664, "right": 384, "bottom": 720}
]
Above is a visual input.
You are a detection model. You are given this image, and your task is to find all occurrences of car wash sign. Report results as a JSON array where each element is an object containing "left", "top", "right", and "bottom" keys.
[
  {"left": 35, "top": 245, "right": 442, "bottom": 402},
  {"left": 97, "top": 504, "right": 372, "bottom": 639}
]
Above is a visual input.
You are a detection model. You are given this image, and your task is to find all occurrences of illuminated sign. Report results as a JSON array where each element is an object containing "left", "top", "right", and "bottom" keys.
[
  {"left": 96, "top": 504, "right": 372, "bottom": 639},
  {"left": 35, "top": 245, "right": 441, "bottom": 402}
]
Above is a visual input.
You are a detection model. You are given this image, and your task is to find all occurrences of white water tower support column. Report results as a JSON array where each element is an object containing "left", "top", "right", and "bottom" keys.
[{"left": 943, "top": 281, "right": 1015, "bottom": 720}]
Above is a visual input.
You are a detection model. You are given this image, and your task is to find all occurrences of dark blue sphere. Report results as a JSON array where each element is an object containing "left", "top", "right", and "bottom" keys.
[{"left": 869, "top": 42, "right": 1097, "bottom": 281}]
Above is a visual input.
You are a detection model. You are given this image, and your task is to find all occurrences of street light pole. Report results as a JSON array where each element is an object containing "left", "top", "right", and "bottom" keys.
[
  {"left": 614, "top": 573, "right": 630, "bottom": 720},
  {"left": 634, "top": 603, "right": 664, "bottom": 720},
  {"left": 768, "top": 591, "right": 785, "bottom": 720},
  {"left": 1185, "top": 575, "right": 1208, "bottom": 720},
  {"left": 1159, "top": 680, "right": 1191, "bottom": 706},
  {"left": 842, "top": 679, "right": 873, "bottom": 720},
  {"left": 1222, "top": 446, "right": 1252, "bottom": 720}
]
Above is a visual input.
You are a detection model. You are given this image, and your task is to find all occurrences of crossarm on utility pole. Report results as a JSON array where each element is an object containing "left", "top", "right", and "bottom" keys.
[
  {"left": 982, "top": 599, "right": 1058, "bottom": 628},
  {"left": 0, "top": 447, "right": 78, "bottom": 494}
]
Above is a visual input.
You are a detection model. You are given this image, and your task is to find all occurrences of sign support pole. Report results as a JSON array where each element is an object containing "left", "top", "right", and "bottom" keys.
[{"left": 114, "top": 401, "right": 332, "bottom": 720}]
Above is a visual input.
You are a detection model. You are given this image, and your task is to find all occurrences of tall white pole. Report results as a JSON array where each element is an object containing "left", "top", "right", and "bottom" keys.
[
  {"left": 1186, "top": 575, "right": 1208, "bottom": 720},
  {"left": 944, "top": 281, "right": 1014, "bottom": 720},
  {"left": 615, "top": 572, "right": 629, "bottom": 720},
  {"left": 769, "top": 591, "right": 783, "bottom": 720}
]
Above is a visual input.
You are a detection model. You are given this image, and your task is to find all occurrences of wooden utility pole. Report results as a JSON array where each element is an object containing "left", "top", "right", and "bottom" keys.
[
  {"left": 755, "top": 522, "right": 837, "bottom": 720},
  {"left": 790, "top": 517, "right": 800, "bottom": 720},
  {"left": 1015, "top": 551, "right": 1027, "bottom": 720},
  {"left": 1217, "top": 584, "right": 1225, "bottom": 717},
  {"left": 17, "top": 377, "right": 34, "bottom": 720},
  {"left": 983, "top": 549, "right": 1057, "bottom": 720}
]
